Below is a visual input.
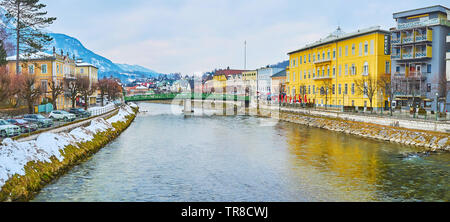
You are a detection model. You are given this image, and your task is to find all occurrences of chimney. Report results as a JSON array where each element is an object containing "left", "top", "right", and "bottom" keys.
[
  {"left": 52, "top": 47, "right": 56, "bottom": 55},
  {"left": 60, "top": 49, "right": 63, "bottom": 56}
]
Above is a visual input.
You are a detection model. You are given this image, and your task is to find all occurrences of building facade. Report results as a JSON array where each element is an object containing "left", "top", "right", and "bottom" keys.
[
  {"left": 271, "top": 69, "right": 286, "bottom": 101},
  {"left": 212, "top": 68, "right": 247, "bottom": 94},
  {"left": 6, "top": 50, "right": 77, "bottom": 110},
  {"left": 257, "top": 67, "right": 283, "bottom": 101},
  {"left": 75, "top": 61, "right": 99, "bottom": 105},
  {"left": 390, "top": 5, "right": 450, "bottom": 111},
  {"left": 287, "top": 26, "right": 391, "bottom": 109},
  {"left": 447, "top": 33, "right": 450, "bottom": 83}
]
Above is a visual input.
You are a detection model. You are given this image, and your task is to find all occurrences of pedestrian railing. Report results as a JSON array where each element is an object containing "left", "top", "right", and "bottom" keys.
[{"left": 88, "top": 104, "right": 116, "bottom": 117}]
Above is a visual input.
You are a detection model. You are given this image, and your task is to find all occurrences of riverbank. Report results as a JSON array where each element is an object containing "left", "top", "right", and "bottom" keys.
[
  {"left": 272, "top": 109, "right": 450, "bottom": 152},
  {"left": 0, "top": 104, "right": 139, "bottom": 202}
]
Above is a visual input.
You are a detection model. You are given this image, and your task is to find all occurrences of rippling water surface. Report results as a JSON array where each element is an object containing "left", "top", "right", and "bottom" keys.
[{"left": 33, "top": 103, "right": 450, "bottom": 202}]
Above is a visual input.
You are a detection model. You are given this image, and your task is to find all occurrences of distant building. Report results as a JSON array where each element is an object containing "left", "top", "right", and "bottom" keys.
[
  {"left": 271, "top": 69, "right": 287, "bottom": 101},
  {"left": 390, "top": 5, "right": 450, "bottom": 111},
  {"left": 242, "top": 70, "right": 257, "bottom": 97},
  {"left": 212, "top": 68, "right": 247, "bottom": 93},
  {"left": 257, "top": 67, "right": 283, "bottom": 101},
  {"left": 76, "top": 60, "right": 99, "bottom": 105}
]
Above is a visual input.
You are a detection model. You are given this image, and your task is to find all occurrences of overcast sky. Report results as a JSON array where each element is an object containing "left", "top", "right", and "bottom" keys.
[{"left": 41, "top": 0, "right": 449, "bottom": 74}]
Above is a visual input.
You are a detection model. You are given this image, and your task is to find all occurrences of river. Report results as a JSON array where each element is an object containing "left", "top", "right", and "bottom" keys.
[{"left": 33, "top": 102, "right": 450, "bottom": 202}]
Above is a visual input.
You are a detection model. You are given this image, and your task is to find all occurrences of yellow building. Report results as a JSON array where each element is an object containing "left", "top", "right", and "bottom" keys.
[
  {"left": 76, "top": 61, "right": 99, "bottom": 105},
  {"left": 286, "top": 26, "right": 391, "bottom": 110},
  {"left": 6, "top": 50, "right": 77, "bottom": 110},
  {"left": 242, "top": 70, "right": 257, "bottom": 96}
]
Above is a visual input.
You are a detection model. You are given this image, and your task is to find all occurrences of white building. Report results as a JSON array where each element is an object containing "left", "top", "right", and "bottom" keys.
[{"left": 256, "top": 67, "right": 283, "bottom": 101}]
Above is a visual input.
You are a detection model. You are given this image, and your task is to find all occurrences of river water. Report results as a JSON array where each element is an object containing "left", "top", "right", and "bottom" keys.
[{"left": 33, "top": 103, "right": 449, "bottom": 202}]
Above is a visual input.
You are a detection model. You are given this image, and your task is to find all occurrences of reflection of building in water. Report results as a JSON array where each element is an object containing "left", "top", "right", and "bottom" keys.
[{"left": 284, "top": 124, "right": 380, "bottom": 200}]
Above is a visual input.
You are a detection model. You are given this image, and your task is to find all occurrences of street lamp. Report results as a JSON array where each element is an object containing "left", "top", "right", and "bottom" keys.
[{"left": 436, "top": 92, "right": 439, "bottom": 121}]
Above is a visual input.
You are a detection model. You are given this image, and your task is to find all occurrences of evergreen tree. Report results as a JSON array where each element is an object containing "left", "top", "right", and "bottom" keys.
[
  {"left": 0, "top": 0, "right": 56, "bottom": 74},
  {"left": 0, "top": 40, "right": 7, "bottom": 66}
]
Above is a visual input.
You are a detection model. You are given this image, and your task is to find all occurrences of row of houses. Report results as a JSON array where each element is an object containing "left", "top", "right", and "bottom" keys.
[
  {"left": 6, "top": 47, "right": 99, "bottom": 110},
  {"left": 203, "top": 5, "right": 450, "bottom": 112}
]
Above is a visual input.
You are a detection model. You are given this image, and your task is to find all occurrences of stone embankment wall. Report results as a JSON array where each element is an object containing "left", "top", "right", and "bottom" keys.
[
  {"left": 276, "top": 110, "right": 450, "bottom": 152},
  {"left": 0, "top": 105, "right": 139, "bottom": 202},
  {"left": 277, "top": 107, "right": 450, "bottom": 133}
]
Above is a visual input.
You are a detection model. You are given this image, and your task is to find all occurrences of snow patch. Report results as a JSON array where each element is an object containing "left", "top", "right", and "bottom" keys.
[{"left": 0, "top": 105, "right": 135, "bottom": 188}]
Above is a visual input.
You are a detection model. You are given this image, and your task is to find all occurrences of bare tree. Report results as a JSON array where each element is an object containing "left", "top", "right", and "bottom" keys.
[
  {"left": 97, "top": 78, "right": 108, "bottom": 106},
  {"left": 64, "top": 78, "right": 78, "bottom": 108},
  {"left": 17, "top": 72, "right": 41, "bottom": 113},
  {"left": 320, "top": 79, "right": 333, "bottom": 110},
  {"left": 354, "top": 75, "right": 378, "bottom": 113},
  {"left": 48, "top": 78, "right": 63, "bottom": 110},
  {"left": 77, "top": 76, "right": 96, "bottom": 110},
  {"left": 0, "top": 66, "right": 11, "bottom": 102},
  {"left": 378, "top": 73, "right": 394, "bottom": 116}
]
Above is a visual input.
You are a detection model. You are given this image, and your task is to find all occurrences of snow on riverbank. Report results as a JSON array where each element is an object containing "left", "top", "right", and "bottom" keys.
[{"left": 0, "top": 105, "right": 136, "bottom": 188}]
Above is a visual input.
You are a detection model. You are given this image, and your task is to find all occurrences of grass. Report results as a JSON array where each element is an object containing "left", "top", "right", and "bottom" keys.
[{"left": 0, "top": 107, "right": 137, "bottom": 202}]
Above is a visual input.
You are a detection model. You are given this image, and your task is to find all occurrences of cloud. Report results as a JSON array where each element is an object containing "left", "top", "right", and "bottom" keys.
[{"left": 41, "top": 0, "right": 450, "bottom": 74}]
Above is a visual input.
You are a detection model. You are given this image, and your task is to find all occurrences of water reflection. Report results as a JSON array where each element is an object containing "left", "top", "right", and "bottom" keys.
[{"left": 33, "top": 103, "right": 450, "bottom": 202}]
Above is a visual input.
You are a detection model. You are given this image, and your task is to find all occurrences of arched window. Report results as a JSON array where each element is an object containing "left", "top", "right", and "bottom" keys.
[{"left": 363, "top": 62, "right": 369, "bottom": 75}]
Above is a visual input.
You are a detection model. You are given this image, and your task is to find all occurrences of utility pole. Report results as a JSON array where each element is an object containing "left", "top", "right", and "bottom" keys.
[{"left": 244, "top": 40, "right": 247, "bottom": 70}]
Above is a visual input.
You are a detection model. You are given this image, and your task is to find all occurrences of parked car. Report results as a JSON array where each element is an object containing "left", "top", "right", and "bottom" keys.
[
  {"left": 6, "top": 119, "right": 38, "bottom": 133},
  {"left": 23, "top": 114, "right": 53, "bottom": 128},
  {"left": 49, "top": 110, "right": 76, "bottom": 122},
  {"left": 0, "top": 119, "right": 21, "bottom": 137},
  {"left": 69, "top": 108, "right": 91, "bottom": 118}
]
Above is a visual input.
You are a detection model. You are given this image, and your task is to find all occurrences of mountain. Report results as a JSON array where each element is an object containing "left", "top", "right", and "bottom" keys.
[
  {"left": 46, "top": 33, "right": 163, "bottom": 82},
  {"left": 270, "top": 60, "right": 289, "bottom": 69}
]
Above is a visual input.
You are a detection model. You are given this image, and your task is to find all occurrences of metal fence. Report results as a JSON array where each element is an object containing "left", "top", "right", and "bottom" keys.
[
  {"left": 88, "top": 104, "right": 116, "bottom": 116},
  {"left": 124, "top": 93, "right": 250, "bottom": 102}
]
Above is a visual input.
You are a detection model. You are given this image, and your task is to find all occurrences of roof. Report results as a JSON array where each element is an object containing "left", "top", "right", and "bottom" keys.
[
  {"left": 271, "top": 69, "right": 286, "bottom": 78},
  {"left": 6, "top": 52, "right": 54, "bottom": 61},
  {"left": 76, "top": 62, "right": 98, "bottom": 69},
  {"left": 288, "top": 26, "right": 389, "bottom": 55},
  {"left": 393, "top": 5, "right": 450, "bottom": 19},
  {"left": 214, "top": 69, "right": 248, "bottom": 76}
]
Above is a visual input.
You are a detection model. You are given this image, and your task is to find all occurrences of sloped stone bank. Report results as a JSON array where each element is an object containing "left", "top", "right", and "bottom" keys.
[
  {"left": 0, "top": 105, "right": 138, "bottom": 202},
  {"left": 277, "top": 111, "right": 450, "bottom": 152}
]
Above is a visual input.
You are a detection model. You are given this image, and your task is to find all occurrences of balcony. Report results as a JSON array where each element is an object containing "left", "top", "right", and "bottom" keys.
[
  {"left": 402, "top": 53, "right": 413, "bottom": 59},
  {"left": 391, "top": 54, "right": 401, "bottom": 60},
  {"left": 313, "top": 58, "right": 331, "bottom": 64},
  {"left": 313, "top": 75, "right": 332, "bottom": 80},
  {"left": 393, "top": 72, "right": 427, "bottom": 80},
  {"left": 391, "top": 38, "right": 401, "bottom": 45},
  {"left": 415, "top": 35, "right": 427, "bottom": 42},
  {"left": 402, "top": 37, "right": 414, "bottom": 44},
  {"left": 415, "top": 51, "right": 429, "bottom": 59}
]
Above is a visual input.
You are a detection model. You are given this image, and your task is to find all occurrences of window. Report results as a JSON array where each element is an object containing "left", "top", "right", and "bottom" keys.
[
  {"left": 28, "top": 64, "right": 34, "bottom": 74},
  {"left": 385, "top": 61, "right": 390, "bottom": 74},
  {"left": 339, "top": 47, "right": 342, "bottom": 57},
  {"left": 427, "top": 83, "right": 431, "bottom": 92},
  {"left": 323, "top": 51, "right": 326, "bottom": 60},
  {"left": 344, "top": 84, "right": 348, "bottom": 95},
  {"left": 345, "top": 45, "right": 349, "bottom": 56},
  {"left": 396, "top": 66, "right": 400, "bottom": 73},
  {"left": 364, "top": 41, "right": 368, "bottom": 55},
  {"left": 286, "top": 72, "right": 290, "bottom": 82},
  {"left": 312, "top": 53, "right": 315, "bottom": 62},
  {"left": 370, "top": 40, "right": 374, "bottom": 55},
  {"left": 308, "top": 86, "right": 311, "bottom": 94},
  {"left": 313, "top": 85, "right": 315, "bottom": 94},
  {"left": 327, "top": 66, "right": 330, "bottom": 76},
  {"left": 352, "top": 44, "right": 355, "bottom": 55},
  {"left": 427, "top": 64, "right": 431, "bottom": 73},
  {"left": 41, "top": 64, "right": 47, "bottom": 74},
  {"left": 81, "top": 68, "right": 84, "bottom": 74},
  {"left": 364, "top": 82, "right": 368, "bottom": 96},
  {"left": 327, "top": 50, "right": 330, "bottom": 60},
  {"left": 345, "top": 64, "right": 348, "bottom": 75},
  {"left": 363, "top": 62, "right": 369, "bottom": 75},
  {"left": 300, "top": 56, "right": 302, "bottom": 64},
  {"left": 339, "top": 65, "right": 342, "bottom": 76},
  {"left": 304, "top": 55, "right": 306, "bottom": 63},
  {"left": 308, "top": 71, "right": 310, "bottom": 79},
  {"left": 332, "top": 84, "right": 335, "bottom": 94},
  {"left": 351, "top": 83, "right": 355, "bottom": 95},
  {"left": 318, "top": 53, "right": 320, "bottom": 61},
  {"left": 333, "top": 49, "right": 336, "bottom": 59},
  {"left": 41, "top": 80, "right": 48, "bottom": 93},
  {"left": 338, "top": 84, "right": 342, "bottom": 94},
  {"left": 322, "top": 67, "right": 325, "bottom": 77},
  {"left": 333, "top": 66, "right": 336, "bottom": 76},
  {"left": 359, "top": 42, "right": 363, "bottom": 56},
  {"left": 308, "top": 54, "right": 311, "bottom": 62},
  {"left": 293, "top": 72, "right": 295, "bottom": 82},
  {"left": 57, "top": 64, "right": 59, "bottom": 73},
  {"left": 304, "top": 71, "right": 306, "bottom": 79},
  {"left": 292, "top": 59, "right": 296, "bottom": 67},
  {"left": 351, "top": 64, "right": 356, "bottom": 75}
]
